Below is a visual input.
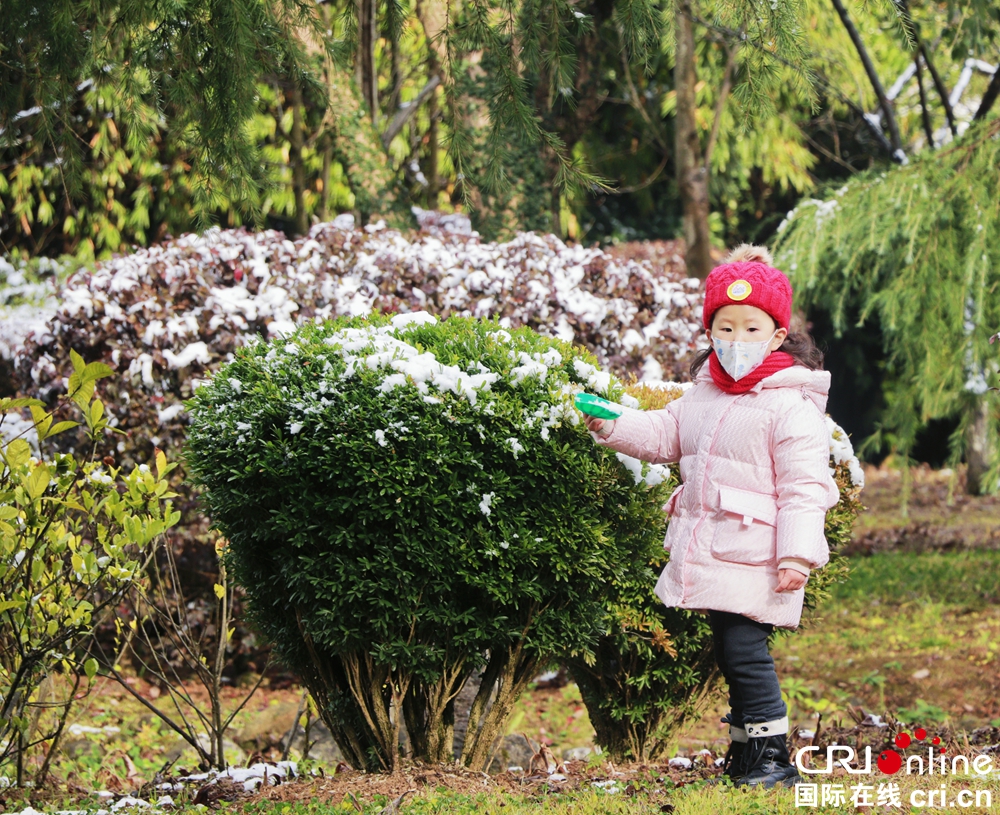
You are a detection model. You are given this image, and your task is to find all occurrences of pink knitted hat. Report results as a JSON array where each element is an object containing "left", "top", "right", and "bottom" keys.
[{"left": 702, "top": 245, "right": 793, "bottom": 330}]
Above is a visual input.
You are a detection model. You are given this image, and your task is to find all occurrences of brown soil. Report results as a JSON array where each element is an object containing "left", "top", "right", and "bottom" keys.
[{"left": 848, "top": 464, "right": 1000, "bottom": 554}]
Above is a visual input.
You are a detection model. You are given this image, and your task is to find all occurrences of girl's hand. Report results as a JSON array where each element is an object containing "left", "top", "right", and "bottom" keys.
[
  {"left": 583, "top": 414, "right": 611, "bottom": 437},
  {"left": 775, "top": 569, "right": 807, "bottom": 593}
]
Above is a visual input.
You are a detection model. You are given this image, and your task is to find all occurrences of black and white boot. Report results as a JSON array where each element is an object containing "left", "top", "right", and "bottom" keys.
[
  {"left": 736, "top": 718, "right": 800, "bottom": 788},
  {"left": 721, "top": 723, "right": 748, "bottom": 781}
]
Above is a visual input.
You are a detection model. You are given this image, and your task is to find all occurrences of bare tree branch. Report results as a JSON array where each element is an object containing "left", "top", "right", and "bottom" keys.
[
  {"left": 380, "top": 75, "right": 441, "bottom": 149},
  {"left": 614, "top": 151, "right": 670, "bottom": 194},
  {"left": 914, "top": 55, "right": 935, "bottom": 147},
  {"left": 829, "top": 0, "right": 904, "bottom": 160},
  {"left": 688, "top": 14, "right": 896, "bottom": 159},
  {"left": 893, "top": 0, "right": 958, "bottom": 137},
  {"left": 974, "top": 67, "right": 1000, "bottom": 122}
]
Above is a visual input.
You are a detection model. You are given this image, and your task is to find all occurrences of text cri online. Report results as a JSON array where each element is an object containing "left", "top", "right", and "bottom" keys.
[
  {"left": 796, "top": 746, "right": 997, "bottom": 777},
  {"left": 794, "top": 747, "right": 995, "bottom": 809}
]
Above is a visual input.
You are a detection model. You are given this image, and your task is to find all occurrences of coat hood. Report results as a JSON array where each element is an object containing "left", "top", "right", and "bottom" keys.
[{"left": 696, "top": 363, "right": 831, "bottom": 412}]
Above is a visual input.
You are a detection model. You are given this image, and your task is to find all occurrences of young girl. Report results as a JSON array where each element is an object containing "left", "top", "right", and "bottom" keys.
[{"left": 583, "top": 245, "right": 839, "bottom": 788}]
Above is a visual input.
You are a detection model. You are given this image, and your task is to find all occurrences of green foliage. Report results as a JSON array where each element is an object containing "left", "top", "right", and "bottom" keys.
[
  {"left": 897, "top": 698, "right": 949, "bottom": 726},
  {"left": 0, "top": 0, "right": 324, "bottom": 250},
  {"left": 453, "top": 64, "right": 555, "bottom": 237},
  {"left": 0, "top": 363, "right": 180, "bottom": 782},
  {"left": 567, "top": 589, "right": 717, "bottom": 764},
  {"left": 3, "top": 0, "right": 998, "bottom": 253},
  {"left": 775, "top": 119, "right": 1000, "bottom": 492},
  {"left": 0, "top": 72, "right": 351, "bottom": 259},
  {"left": 186, "top": 314, "right": 672, "bottom": 772},
  {"left": 803, "top": 435, "right": 864, "bottom": 615}
]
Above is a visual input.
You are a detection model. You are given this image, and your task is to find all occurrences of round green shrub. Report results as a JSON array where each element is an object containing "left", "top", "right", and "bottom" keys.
[{"left": 185, "top": 312, "right": 680, "bottom": 772}]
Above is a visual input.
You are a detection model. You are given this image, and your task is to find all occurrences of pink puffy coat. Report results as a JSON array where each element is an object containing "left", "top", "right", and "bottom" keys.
[{"left": 597, "top": 364, "right": 839, "bottom": 629}]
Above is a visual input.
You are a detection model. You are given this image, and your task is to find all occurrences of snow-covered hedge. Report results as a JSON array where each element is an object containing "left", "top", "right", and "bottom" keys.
[
  {"left": 16, "top": 219, "right": 702, "bottom": 456},
  {"left": 185, "top": 312, "right": 688, "bottom": 772},
  {"left": 0, "top": 256, "right": 63, "bottom": 397}
]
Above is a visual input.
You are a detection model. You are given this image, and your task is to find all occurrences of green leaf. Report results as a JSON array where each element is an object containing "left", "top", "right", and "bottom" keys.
[
  {"left": 70, "top": 349, "right": 86, "bottom": 374},
  {"left": 29, "top": 404, "right": 53, "bottom": 440},
  {"left": 48, "top": 420, "right": 81, "bottom": 438},
  {"left": 89, "top": 400, "right": 105, "bottom": 427},
  {"left": 0, "top": 599, "right": 25, "bottom": 614},
  {"left": 155, "top": 449, "right": 168, "bottom": 479},
  {"left": 5, "top": 438, "right": 32, "bottom": 468},
  {"left": 27, "top": 463, "right": 51, "bottom": 500},
  {"left": 0, "top": 397, "right": 45, "bottom": 412},
  {"left": 68, "top": 375, "right": 96, "bottom": 411},
  {"left": 0, "top": 506, "right": 19, "bottom": 519},
  {"left": 83, "top": 361, "right": 115, "bottom": 381},
  {"left": 84, "top": 657, "right": 99, "bottom": 679}
]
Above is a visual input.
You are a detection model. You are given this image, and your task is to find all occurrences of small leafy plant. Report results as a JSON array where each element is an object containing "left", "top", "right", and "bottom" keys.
[{"left": 0, "top": 353, "right": 179, "bottom": 785}]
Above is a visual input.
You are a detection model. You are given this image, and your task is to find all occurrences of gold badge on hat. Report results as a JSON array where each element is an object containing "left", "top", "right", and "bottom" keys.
[{"left": 727, "top": 279, "right": 752, "bottom": 301}]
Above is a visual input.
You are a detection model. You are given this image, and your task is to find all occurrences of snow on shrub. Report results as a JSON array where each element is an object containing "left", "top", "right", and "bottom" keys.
[
  {"left": 11, "top": 221, "right": 702, "bottom": 590},
  {"left": 7, "top": 222, "right": 703, "bottom": 699},
  {"left": 0, "top": 257, "right": 63, "bottom": 397},
  {"left": 185, "top": 313, "right": 684, "bottom": 773}
]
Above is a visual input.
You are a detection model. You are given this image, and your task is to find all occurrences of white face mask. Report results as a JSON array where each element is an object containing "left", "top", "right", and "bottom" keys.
[{"left": 712, "top": 330, "right": 778, "bottom": 381}]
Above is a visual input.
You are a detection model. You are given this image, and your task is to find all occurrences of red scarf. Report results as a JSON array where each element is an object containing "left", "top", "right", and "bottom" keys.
[{"left": 709, "top": 351, "right": 795, "bottom": 394}]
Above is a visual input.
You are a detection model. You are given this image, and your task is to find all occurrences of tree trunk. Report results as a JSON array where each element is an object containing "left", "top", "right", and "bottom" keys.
[
  {"left": 401, "top": 658, "right": 467, "bottom": 763},
  {"left": 460, "top": 643, "right": 541, "bottom": 771},
  {"left": 304, "top": 5, "right": 403, "bottom": 226},
  {"left": 675, "top": 0, "right": 713, "bottom": 279},
  {"left": 357, "top": 0, "right": 378, "bottom": 121},
  {"left": 427, "top": 81, "right": 440, "bottom": 203},
  {"left": 319, "top": 143, "right": 332, "bottom": 221},
  {"left": 290, "top": 81, "right": 309, "bottom": 236},
  {"left": 966, "top": 397, "right": 995, "bottom": 495},
  {"left": 416, "top": 0, "right": 448, "bottom": 208},
  {"left": 325, "top": 67, "right": 406, "bottom": 225}
]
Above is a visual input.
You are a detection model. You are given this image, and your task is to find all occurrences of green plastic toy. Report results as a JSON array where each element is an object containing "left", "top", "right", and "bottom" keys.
[{"left": 574, "top": 393, "right": 623, "bottom": 420}]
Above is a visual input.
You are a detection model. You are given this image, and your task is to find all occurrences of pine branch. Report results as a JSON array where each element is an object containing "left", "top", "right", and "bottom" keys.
[{"left": 687, "top": 13, "right": 896, "bottom": 159}]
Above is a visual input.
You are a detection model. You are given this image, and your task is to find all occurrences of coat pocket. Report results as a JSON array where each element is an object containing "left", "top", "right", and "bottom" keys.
[{"left": 710, "top": 486, "right": 778, "bottom": 566}]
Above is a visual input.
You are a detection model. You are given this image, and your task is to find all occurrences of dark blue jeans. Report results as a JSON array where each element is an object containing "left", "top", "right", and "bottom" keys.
[{"left": 709, "top": 610, "right": 787, "bottom": 728}]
